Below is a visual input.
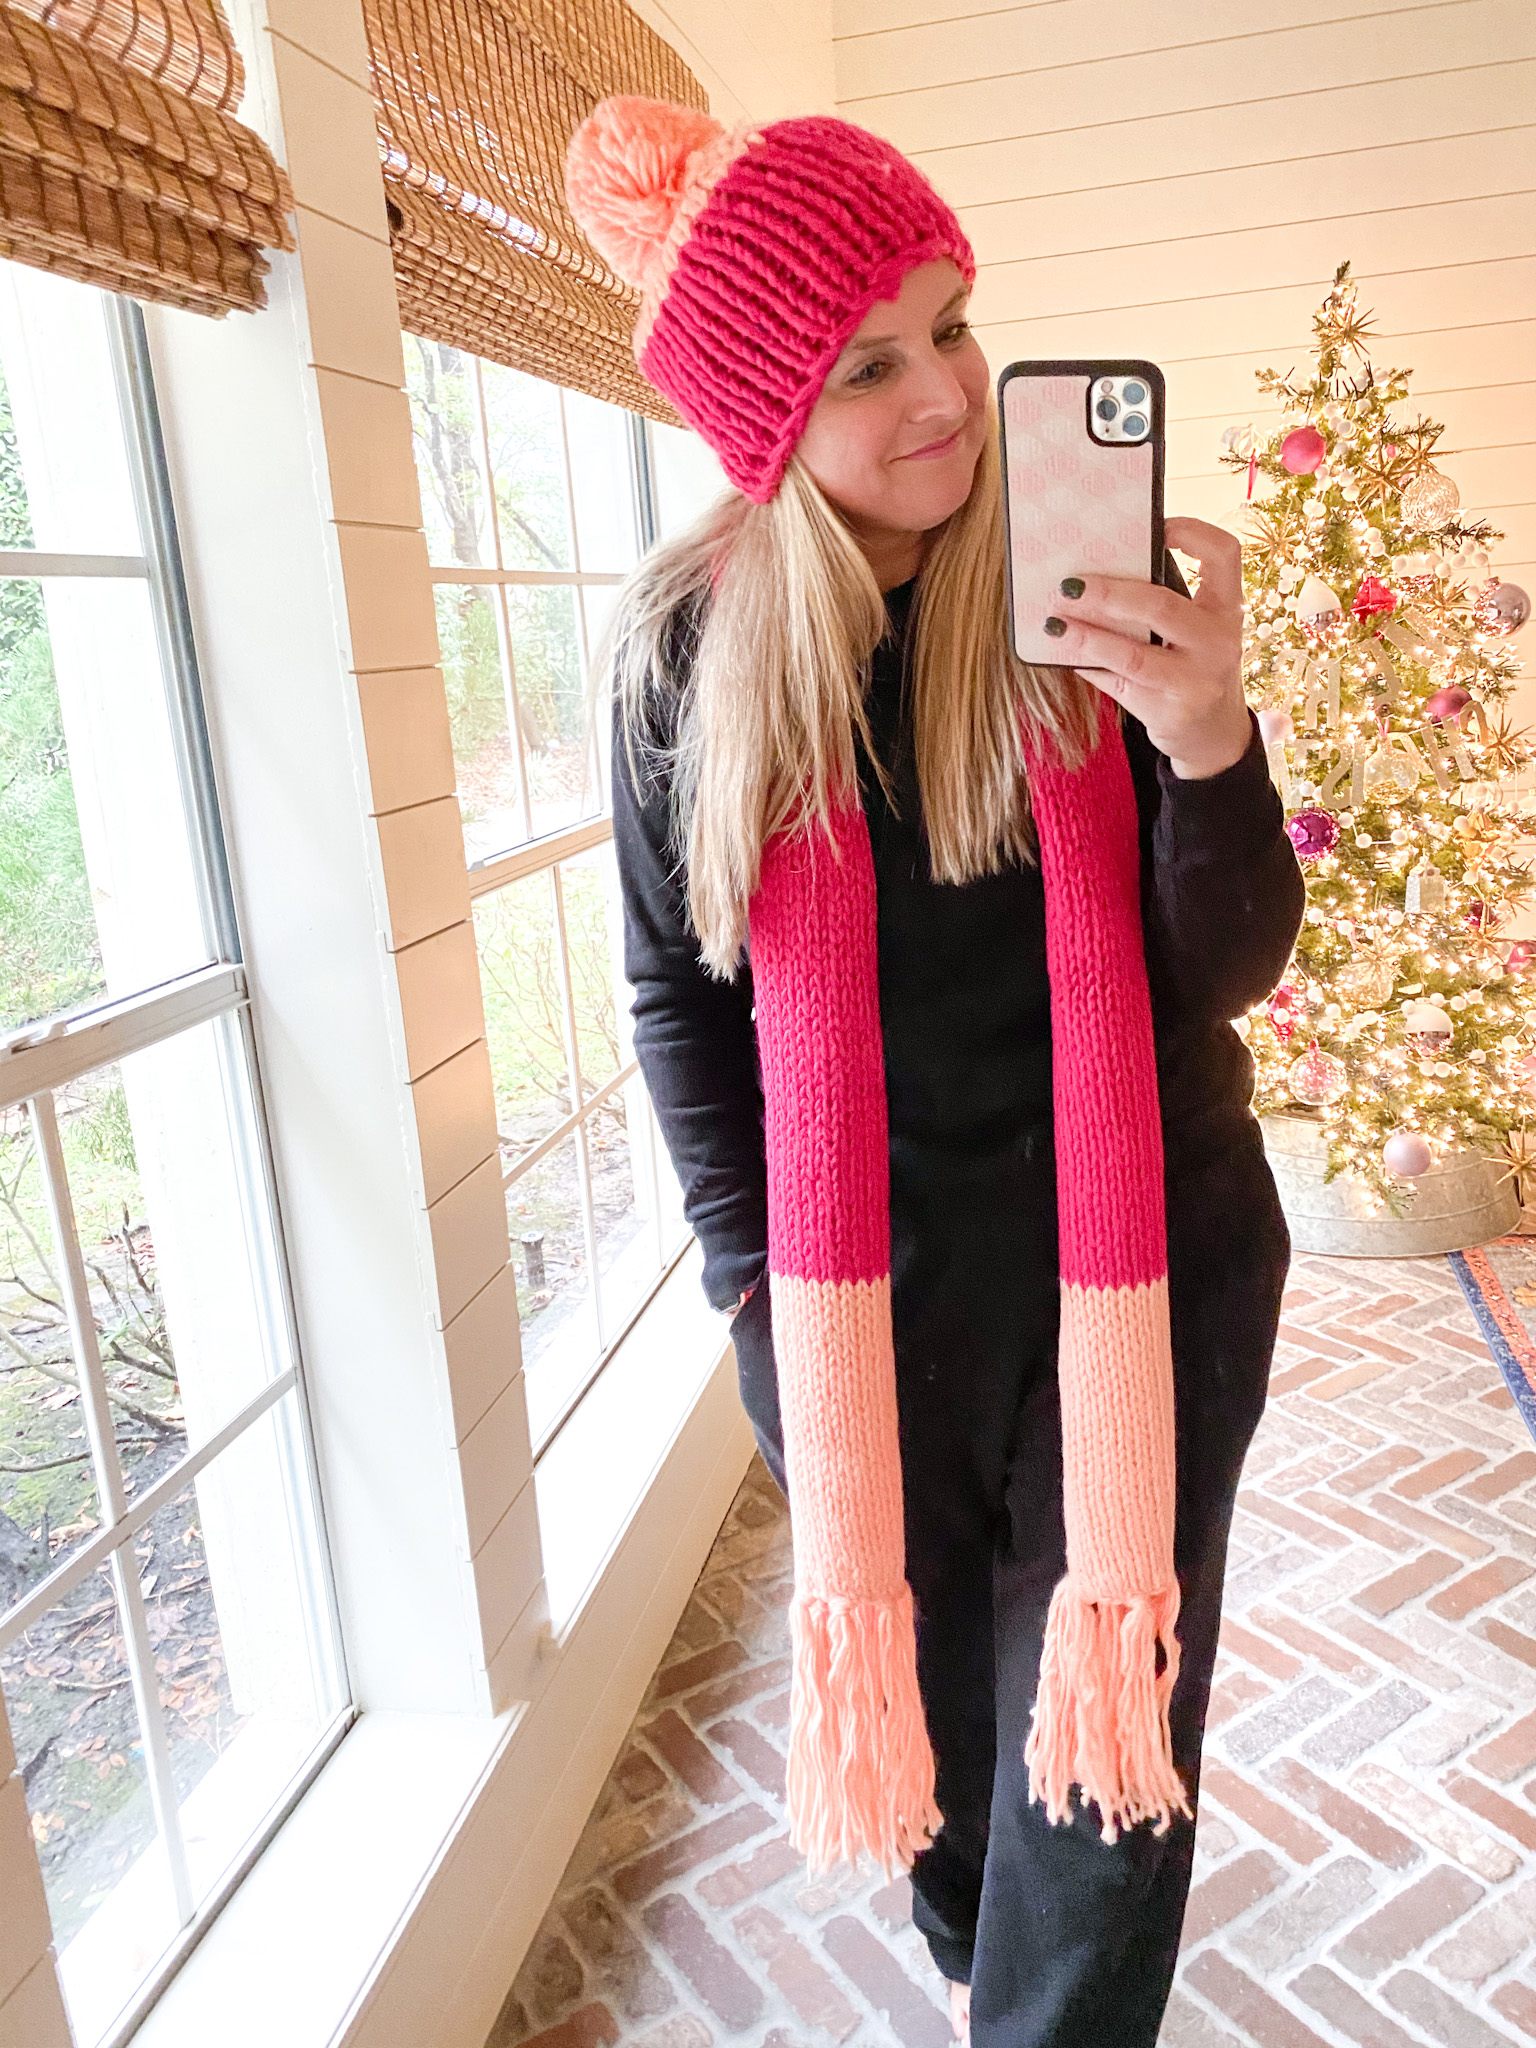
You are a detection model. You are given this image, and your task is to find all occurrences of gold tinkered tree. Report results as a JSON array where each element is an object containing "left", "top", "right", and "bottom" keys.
[{"left": 1222, "top": 261, "right": 1534, "bottom": 1205}]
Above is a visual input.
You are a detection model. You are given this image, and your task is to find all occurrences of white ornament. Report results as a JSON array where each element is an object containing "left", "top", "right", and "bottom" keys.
[
  {"left": 1295, "top": 574, "right": 1344, "bottom": 627},
  {"left": 1405, "top": 859, "right": 1447, "bottom": 914},
  {"left": 1403, "top": 1001, "right": 1454, "bottom": 1050}
]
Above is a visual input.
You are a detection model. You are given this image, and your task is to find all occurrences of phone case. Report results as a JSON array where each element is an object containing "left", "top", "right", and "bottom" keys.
[{"left": 998, "top": 360, "right": 1165, "bottom": 667}]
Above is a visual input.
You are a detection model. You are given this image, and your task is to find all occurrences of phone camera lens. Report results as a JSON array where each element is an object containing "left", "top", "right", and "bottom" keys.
[
  {"left": 1098, "top": 377, "right": 1115, "bottom": 394},
  {"left": 1095, "top": 397, "right": 1119, "bottom": 421},
  {"left": 1122, "top": 412, "right": 1148, "bottom": 439},
  {"left": 1122, "top": 380, "right": 1147, "bottom": 407}
]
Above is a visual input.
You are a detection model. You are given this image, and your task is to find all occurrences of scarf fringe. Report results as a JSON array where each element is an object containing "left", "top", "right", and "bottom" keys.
[
  {"left": 786, "top": 1586, "right": 941, "bottom": 1875},
  {"left": 1024, "top": 1574, "right": 1192, "bottom": 1845}
]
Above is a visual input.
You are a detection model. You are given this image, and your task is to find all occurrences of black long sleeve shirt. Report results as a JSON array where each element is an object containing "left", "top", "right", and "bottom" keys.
[{"left": 612, "top": 576, "right": 1304, "bottom": 1315}]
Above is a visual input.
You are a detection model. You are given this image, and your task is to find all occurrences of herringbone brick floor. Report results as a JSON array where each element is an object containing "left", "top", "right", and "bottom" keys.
[{"left": 486, "top": 1251, "right": 1536, "bottom": 2048}]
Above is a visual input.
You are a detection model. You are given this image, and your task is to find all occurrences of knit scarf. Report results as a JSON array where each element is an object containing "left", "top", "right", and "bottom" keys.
[{"left": 744, "top": 697, "right": 1189, "bottom": 1871}]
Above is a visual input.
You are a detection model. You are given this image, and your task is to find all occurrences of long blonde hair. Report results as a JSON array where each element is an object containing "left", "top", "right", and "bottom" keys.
[{"left": 604, "top": 412, "right": 1100, "bottom": 980}]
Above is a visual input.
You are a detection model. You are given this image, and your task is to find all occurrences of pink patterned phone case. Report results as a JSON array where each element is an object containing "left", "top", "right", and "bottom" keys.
[{"left": 1000, "top": 363, "right": 1164, "bottom": 667}]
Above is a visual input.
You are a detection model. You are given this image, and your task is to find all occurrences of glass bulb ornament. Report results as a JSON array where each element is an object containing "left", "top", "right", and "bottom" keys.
[
  {"left": 1383, "top": 1130, "right": 1433, "bottom": 1178},
  {"left": 1286, "top": 807, "right": 1341, "bottom": 862},
  {"left": 1399, "top": 465, "right": 1460, "bottom": 527},
  {"left": 1505, "top": 939, "right": 1536, "bottom": 976},
  {"left": 1280, "top": 425, "right": 1327, "bottom": 474},
  {"left": 1424, "top": 684, "right": 1472, "bottom": 724},
  {"left": 1295, "top": 575, "right": 1344, "bottom": 632},
  {"left": 1478, "top": 580, "right": 1530, "bottom": 636},
  {"left": 1288, "top": 1040, "right": 1347, "bottom": 1106},
  {"left": 1403, "top": 1001, "right": 1454, "bottom": 1052}
]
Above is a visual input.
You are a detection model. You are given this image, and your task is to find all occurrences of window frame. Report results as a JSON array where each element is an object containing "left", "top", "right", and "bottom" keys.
[{"left": 0, "top": 294, "right": 350, "bottom": 2048}]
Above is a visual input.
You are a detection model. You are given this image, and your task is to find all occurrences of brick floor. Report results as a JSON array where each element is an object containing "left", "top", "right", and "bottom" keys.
[{"left": 484, "top": 1251, "right": 1536, "bottom": 2047}]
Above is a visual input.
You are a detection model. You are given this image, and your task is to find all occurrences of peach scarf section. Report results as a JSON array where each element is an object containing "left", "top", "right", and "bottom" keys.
[{"left": 745, "top": 699, "right": 1189, "bottom": 1874}]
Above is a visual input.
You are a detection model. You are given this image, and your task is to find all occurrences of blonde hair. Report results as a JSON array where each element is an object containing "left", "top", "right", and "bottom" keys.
[{"left": 603, "top": 414, "right": 1100, "bottom": 980}]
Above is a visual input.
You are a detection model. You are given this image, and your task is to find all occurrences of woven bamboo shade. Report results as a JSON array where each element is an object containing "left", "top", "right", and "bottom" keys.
[
  {"left": 366, "top": 0, "right": 708, "bottom": 424},
  {"left": 0, "top": 0, "right": 293, "bottom": 316}
]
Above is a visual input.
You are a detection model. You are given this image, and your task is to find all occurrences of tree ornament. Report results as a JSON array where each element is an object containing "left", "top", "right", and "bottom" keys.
[
  {"left": 1519, "top": 1051, "right": 1536, "bottom": 1098},
  {"left": 1506, "top": 939, "right": 1536, "bottom": 976},
  {"left": 1479, "top": 580, "right": 1530, "bottom": 636},
  {"left": 1295, "top": 575, "right": 1344, "bottom": 632},
  {"left": 1257, "top": 708, "right": 1294, "bottom": 746},
  {"left": 1400, "top": 466, "right": 1460, "bottom": 527},
  {"left": 1288, "top": 1040, "right": 1347, "bottom": 1105},
  {"left": 1404, "top": 858, "right": 1447, "bottom": 914},
  {"left": 1351, "top": 575, "right": 1397, "bottom": 618},
  {"left": 1280, "top": 426, "right": 1327, "bottom": 474},
  {"left": 1465, "top": 898, "right": 1500, "bottom": 932},
  {"left": 1424, "top": 684, "right": 1472, "bottom": 723},
  {"left": 1286, "top": 808, "right": 1340, "bottom": 861},
  {"left": 1268, "top": 984, "right": 1303, "bottom": 1044},
  {"left": 1403, "top": 1001, "right": 1454, "bottom": 1051},
  {"left": 1383, "top": 1131, "right": 1433, "bottom": 1178}
]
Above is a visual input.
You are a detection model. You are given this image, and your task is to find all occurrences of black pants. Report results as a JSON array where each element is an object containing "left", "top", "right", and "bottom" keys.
[{"left": 727, "top": 1127, "right": 1289, "bottom": 2048}]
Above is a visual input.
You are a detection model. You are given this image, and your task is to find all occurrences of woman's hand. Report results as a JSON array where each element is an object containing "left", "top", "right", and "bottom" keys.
[{"left": 1043, "top": 515, "right": 1252, "bottom": 780}]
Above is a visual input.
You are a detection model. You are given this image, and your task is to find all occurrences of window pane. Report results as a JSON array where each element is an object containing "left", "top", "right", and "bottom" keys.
[
  {"left": 405, "top": 337, "right": 489, "bottom": 570},
  {"left": 479, "top": 362, "right": 573, "bottom": 572},
  {"left": 2, "top": 1564, "right": 178, "bottom": 1998},
  {"left": 435, "top": 583, "right": 526, "bottom": 863},
  {"left": 648, "top": 418, "right": 728, "bottom": 539},
  {"left": 508, "top": 1134, "right": 596, "bottom": 1442},
  {"left": 0, "top": 1101, "right": 104, "bottom": 1595},
  {"left": 559, "top": 843, "right": 622, "bottom": 1105},
  {"left": 151, "top": 1396, "right": 342, "bottom": 1906},
  {"left": 475, "top": 874, "right": 574, "bottom": 1165},
  {"left": 564, "top": 391, "right": 638, "bottom": 574},
  {"left": 591, "top": 1100, "right": 648, "bottom": 1338},
  {"left": 510, "top": 583, "right": 598, "bottom": 842},
  {"left": 47, "top": 1019, "right": 291, "bottom": 1488}
]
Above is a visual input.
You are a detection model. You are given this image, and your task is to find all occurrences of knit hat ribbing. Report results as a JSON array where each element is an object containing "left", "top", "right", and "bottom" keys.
[{"left": 565, "top": 98, "right": 975, "bottom": 502}]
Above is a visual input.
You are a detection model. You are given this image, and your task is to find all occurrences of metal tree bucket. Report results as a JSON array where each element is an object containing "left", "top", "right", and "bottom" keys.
[{"left": 1261, "top": 1113, "right": 1519, "bottom": 1257}]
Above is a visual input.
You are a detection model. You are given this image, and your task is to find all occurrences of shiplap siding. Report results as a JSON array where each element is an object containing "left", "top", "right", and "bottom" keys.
[{"left": 834, "top": 0, "right": 1536, "bottom": 668}]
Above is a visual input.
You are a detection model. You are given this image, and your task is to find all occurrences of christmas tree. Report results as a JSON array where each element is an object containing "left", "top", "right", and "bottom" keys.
[{"left": 1221, "top": 262, "right": 1534, "bottom": 1206}]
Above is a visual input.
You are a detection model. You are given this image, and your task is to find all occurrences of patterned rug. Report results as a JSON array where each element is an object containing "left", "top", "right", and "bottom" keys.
[{"left": 1449, "top": 1234, "right": 1536, "bottom": 1443}]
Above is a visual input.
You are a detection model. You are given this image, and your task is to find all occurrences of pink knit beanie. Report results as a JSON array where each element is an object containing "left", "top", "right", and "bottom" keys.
[{"left": 564, "top": 98, "right": 975, "bottom": 502}]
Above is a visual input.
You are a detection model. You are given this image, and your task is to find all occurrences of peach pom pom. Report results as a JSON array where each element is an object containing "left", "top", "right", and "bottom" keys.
[{"left": 565, "top": 95, "right": 726, "bottom": 299}]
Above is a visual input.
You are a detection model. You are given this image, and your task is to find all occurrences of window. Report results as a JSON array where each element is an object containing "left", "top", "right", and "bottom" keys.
[
  {"left": 0, "top": 270, "right": 345, "bottom": 2048},
  {"left": 405, "top": 341, "right": 722, "bottom": 1452}
]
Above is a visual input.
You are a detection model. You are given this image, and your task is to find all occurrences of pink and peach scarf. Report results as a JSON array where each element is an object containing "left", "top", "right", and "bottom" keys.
[{"left": 745, "top": 698, "right": 1188, "bottom": 1872}]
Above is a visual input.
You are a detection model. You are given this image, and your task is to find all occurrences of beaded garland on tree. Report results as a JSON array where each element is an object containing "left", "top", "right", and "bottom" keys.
[{"left": 1221, "top": 262, "right": 1534, "bottom": 1203}]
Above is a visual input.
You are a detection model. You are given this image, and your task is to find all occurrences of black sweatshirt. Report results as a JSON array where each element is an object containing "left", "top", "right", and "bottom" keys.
[{"left": 611, "top": 576, "right": 1305, "bottom": 1316}]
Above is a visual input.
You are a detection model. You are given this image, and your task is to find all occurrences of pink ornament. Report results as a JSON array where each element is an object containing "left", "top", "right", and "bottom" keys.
[
  {"left": 1351, "top": 575, "right": 1397, "bottom": 619},
  {"left": 1424, "top": 685, "right": 1472, "bottom": 724},
  {"left": 1257, "top": 708, "right": 1294, "bottom": 746},
  {"left": 1505, "top": 939, "right": 1536, "bottom": 975},
  {"left": 1520, "top": 1050, "right": 1536, "bottom": 1096},
  {"left": 1478, "top": 580, "right": 1531, "bottom": 636},
  {"left": 1268, "top": 985, "right": 1302, "bottom": 1045},
  {"left": 1281, "top": 426, "right": 1327, "bottom": 475},
  {"left": 1383, "top": 1131, "right": 1433, "bottom": 1178},
  {"left": 1286, "top": 808, "right": 1340, "bottom": 862},
  {"left": 1466, "top": 898, "right": 1500, "bottom": 932}
]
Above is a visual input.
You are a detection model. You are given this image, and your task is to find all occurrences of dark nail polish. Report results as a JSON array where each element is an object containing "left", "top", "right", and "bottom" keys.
[
  {"left": 1059, "top": 576, "right": 1085, "bottom": 599},
  {"left": 1043, "top": 616, "right": 1067, "bottom": 637}
]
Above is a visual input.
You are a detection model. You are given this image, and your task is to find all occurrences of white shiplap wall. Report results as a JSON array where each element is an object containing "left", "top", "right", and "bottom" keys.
[{"left": 835, "top": 0, "right": 1536, "bottom": 645}]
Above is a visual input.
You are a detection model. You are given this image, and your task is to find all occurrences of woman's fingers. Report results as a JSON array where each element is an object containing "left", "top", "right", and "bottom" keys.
[
  {"left": 1043, "top": 610, "right": 1183, "bottom": 695},
  {"left": 1164, "top": 516, "right": 1244, "bottom": 615}
]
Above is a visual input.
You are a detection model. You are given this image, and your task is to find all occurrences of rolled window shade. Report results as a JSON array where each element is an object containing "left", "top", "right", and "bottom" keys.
[
  {"left": 366, "top": 0, "right": 708, "bottom": 424},
  {"left": 0, "top": 0, "right": 293, "bottom": 315}
]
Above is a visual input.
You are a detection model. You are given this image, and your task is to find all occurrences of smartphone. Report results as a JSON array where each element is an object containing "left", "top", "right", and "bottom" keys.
[{"left": 998, "top": 360, "right": 1166, "bottom": 668}]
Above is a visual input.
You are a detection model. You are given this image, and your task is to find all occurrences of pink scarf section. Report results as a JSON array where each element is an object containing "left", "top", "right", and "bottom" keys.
[{"left": 744, "top": 700, "right": 1189, "bottom": 1871}]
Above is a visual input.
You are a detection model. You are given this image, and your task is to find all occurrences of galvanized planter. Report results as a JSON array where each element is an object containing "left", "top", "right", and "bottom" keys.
[{"left": 1261, "top": 1112, "right": 1519, "bottom": 1258}]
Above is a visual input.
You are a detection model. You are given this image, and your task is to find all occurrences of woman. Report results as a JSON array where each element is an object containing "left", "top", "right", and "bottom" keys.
[{"left": 566, "top": 98, "right": 1302, "bottom": 2048}]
